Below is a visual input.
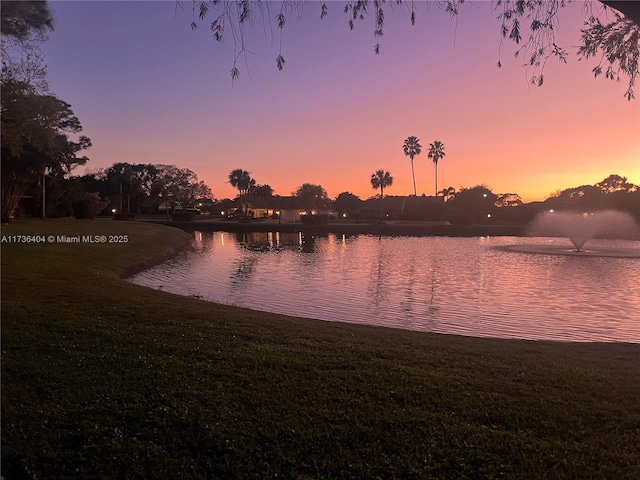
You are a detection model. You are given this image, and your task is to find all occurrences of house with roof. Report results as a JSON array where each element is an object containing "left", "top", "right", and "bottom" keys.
[{"left": 229, "top": 195, "right": 310, "bottom": 223}]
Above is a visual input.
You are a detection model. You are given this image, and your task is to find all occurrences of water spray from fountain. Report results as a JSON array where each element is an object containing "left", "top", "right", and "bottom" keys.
[{"left": 526, "top": 210, "right": 640, "bottom": 253}]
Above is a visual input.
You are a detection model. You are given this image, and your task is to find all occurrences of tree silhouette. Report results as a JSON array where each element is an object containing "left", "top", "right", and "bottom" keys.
[
  {"left": 1, "top": 78, "right": 91, "bottom": 222},
  {"left": 594, "top": 174, "right": 637, "bottom": 194},
  {"left": 439, "top": 186, "right": 456, "bottom": 202},
  {"left": 370, "top": 169, "right": 393, "bottom": 199},
  {"left": 448, "top": 185, "right": 498, "bottom": 219},
  {"left": 402, "top": 136, "right": 421, "bottom": 196},
  {"left": 0, "top": 1, "right": 53, "bottom": 43},
  {"left": 228, "top": 168, "right": 255, "bottom": 219},
  {"left": 334, "top": 191, "right": 363, "bottom": 216},
  {"left": 250, "top": 184, "right": 274, "bottom": 196},
  {"left": 427, "top": 141, "right": 446, "bottom": 196},
  {"left": 293, "top": 183, "right": 329, "bottom": 213}
]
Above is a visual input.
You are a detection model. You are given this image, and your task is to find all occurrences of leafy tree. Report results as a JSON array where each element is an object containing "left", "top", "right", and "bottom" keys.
[
  {"left": 427, "top": 140, "right": 445, "bottom": 196},
  {"left": 186, "top": 1, "right": 639, "bottom": 99},
  {"left": 293, "top": 183, "right": 329, "bottom": 213},
  {"left": 250, "top": 183, "right": 274, "bottom": 196},
  {"left": 77, "top": 172, "right": 109, "bottom": 199},
  {"left": 103, "top": 163, "right": 163, "bottom": 214},
  {"left": 1, "top": 0, "right": 54, "bottom": 93},
  {"left": 1, "top": 0, "right": 54, "bottom": 43},
  {"left": 555, "top": 184, "right": 604, "bottom": 200},
  {"left": 81, "top": 163, "right": 210, "bottom": 216},
  {"left": 495, "top": 193, "right": 523, "bottom": 208},
  {"left": 402, "top": 136, "right": 421, "bottom": 196},
  {"left": 1, "top": 76, "right": 91, "bottom": 222},
  {"left": 180, "top": 179, "right": 213, "bottom": 208},
  {"left": 40, "top": 173, "right": 87, "bottom": 218},
  {"left": 149, "top": 164, "right": 212, "bottom": 219},
  {"left": 334, "top": 191, "right": 363, "bottom": 215},
  {"left": 104, "top": 162, "right": 133, "bottom": 213},
  {"left": 548, "top": 174, "right": 639, "bottom": 213},
  {"left": 370, "top": 169, "right": 393, "bottom": 199},
  {"left": 1, "top": 52, "right": 49, "bottom": 93},
  {"left": 594, "top": 174, "right": 637, "bottom": 193},
  {"left": 447, "top": 185, "right": 498, "bottom": 218},
  {"left": 130, "top": 163, "right": 162, "bottom": 213},
  {"left": 2, "top": 2, "right": 84, "bottom": 220},
  {"left": 577, "top": 7, "right": 639, "bottom": 100}
]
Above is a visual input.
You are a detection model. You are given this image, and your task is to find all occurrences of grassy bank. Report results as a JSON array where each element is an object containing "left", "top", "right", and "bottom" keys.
[{"left": 2, "top": 219, "right": 639, "bottom": 479}]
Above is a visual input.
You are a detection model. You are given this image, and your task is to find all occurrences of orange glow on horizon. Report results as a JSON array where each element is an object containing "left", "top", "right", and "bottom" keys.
[{"left": 45, "top": 1, "right": 639, "bottom": 204}]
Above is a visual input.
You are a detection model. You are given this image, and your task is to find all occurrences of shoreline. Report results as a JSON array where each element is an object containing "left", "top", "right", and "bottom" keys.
[
  {"left": 119, "top": 230, "right": 193, "bottom": 279},
  {"left": 147, "top": 219, "right": 527, "bottom": 237},
  {"left": 3, "top": 219, "right": 640, "bottom": 478}
]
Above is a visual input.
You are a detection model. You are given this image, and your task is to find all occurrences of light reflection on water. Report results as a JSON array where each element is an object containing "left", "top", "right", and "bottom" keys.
[{"left": 128, "top": 232, "right": 640, "bottom": 343}]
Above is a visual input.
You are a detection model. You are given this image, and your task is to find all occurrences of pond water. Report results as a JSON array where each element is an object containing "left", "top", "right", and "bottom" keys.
[{"left": 128, "top": 231, "right": 640, "bottom": 343}]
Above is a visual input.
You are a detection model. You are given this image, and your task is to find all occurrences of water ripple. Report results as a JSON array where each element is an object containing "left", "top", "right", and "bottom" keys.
[{"left": 128, "top": 232, "right": 640, "bottom": 343}]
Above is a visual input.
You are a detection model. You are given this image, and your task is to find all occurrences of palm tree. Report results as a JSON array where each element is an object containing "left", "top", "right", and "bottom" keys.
[
  {"left": 439, "top": 186, "right": 456, "bottom": 202},
  {"left": 370, "top": 170, "right": 393, "bottom": 199},
  {"left": 228, "top": 168, "right": 254, "bottom": 219},
  {"left": 402, "top": 136, "right": 421, "bottom": 196},
  {"left": 427, "top": 140, "right": 446, "bottom": 196}
]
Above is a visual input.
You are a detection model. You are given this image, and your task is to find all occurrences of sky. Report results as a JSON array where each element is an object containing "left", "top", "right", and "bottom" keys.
[{"left": 40, "top": 0, "right": 639, "bottom": 203}]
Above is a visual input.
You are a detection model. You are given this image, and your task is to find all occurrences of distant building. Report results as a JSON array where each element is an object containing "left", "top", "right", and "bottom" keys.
[
  {"left": 228, "top": 195, "right": 309, "bottom": 222},
  {"left": 357, "top": 195, "right": 444, "bottom": 220}
]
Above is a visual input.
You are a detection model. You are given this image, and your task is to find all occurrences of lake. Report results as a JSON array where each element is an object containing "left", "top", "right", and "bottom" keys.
[{"left": 128, "top": 231, "right": 640, "bottom": 343}]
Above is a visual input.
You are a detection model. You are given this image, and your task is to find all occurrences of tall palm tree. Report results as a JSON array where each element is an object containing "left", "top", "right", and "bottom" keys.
[
  {"left": 427, "top": 140, "right": 446, "bottom": 196},
  {"left": 402, "top": 136, "right": 421, "bottom": 196},
  {"left": 228, "top": 168, "right": 254, "bottom": 218},
  {"left": 370, "top": 169, "right": 393, "bottom": 199}
]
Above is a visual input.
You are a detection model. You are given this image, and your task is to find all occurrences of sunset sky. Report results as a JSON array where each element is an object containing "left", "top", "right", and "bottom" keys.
[{"left": 41, "top": 1, "right": 639, "bottom": 203}]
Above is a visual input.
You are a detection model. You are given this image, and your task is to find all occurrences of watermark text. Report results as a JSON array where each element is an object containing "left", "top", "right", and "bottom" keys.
[{"left": 1, "top": 235, "right": 129, "bottom": 244}]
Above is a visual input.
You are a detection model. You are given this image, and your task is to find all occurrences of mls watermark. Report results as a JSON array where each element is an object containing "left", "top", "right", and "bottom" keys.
[{"left": 1, "top": 235, "right": 129, "bottom": 244}]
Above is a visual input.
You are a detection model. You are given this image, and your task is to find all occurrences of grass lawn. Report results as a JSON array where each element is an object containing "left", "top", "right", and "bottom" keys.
[{"left": 2, "top": 219, "right": 639, "bottom": 479}]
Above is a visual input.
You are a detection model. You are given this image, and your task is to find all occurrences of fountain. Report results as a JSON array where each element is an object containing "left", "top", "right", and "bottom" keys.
[{"left": 508, "top": 210, "right": 640, "bottom": 258}]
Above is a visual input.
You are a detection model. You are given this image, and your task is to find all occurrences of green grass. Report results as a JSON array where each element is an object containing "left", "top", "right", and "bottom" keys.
[{"left": 2, "top": 219, "right": 639, "bottom": 479}]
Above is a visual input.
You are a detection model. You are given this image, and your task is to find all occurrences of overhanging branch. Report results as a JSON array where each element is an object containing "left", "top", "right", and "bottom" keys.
[{"left": 600, "top": 1, "right": 640, "bottom": 25}]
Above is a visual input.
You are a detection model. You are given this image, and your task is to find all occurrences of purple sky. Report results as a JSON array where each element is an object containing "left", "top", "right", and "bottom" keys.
[{"left": 42, "top": 1, "right": 639, "bottom": 202}]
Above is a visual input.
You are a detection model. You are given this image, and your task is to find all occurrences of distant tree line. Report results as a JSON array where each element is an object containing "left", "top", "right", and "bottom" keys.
[
  {"left": 78, "top": 163, "right": 213, "bottom": 218},
  {"left": 545, "top": 174, "right": 639, "bottom": 214},
  {"left": 440, "top": 175, "right": 639, "bottom": 225},
  {"left": 223, "top": 169, "right": 639, "bottom": 225}
]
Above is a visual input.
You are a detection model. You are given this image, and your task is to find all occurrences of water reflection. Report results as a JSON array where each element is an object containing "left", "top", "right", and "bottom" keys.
[
  {"left": 300, "top": 233, "right": 316, "bottom": 253},
  {"left": 232, "top": 231, "right": 327, "bottom": 254},
  {"left": 128, "top": 232, "right": 640, "bottom": 343}
]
